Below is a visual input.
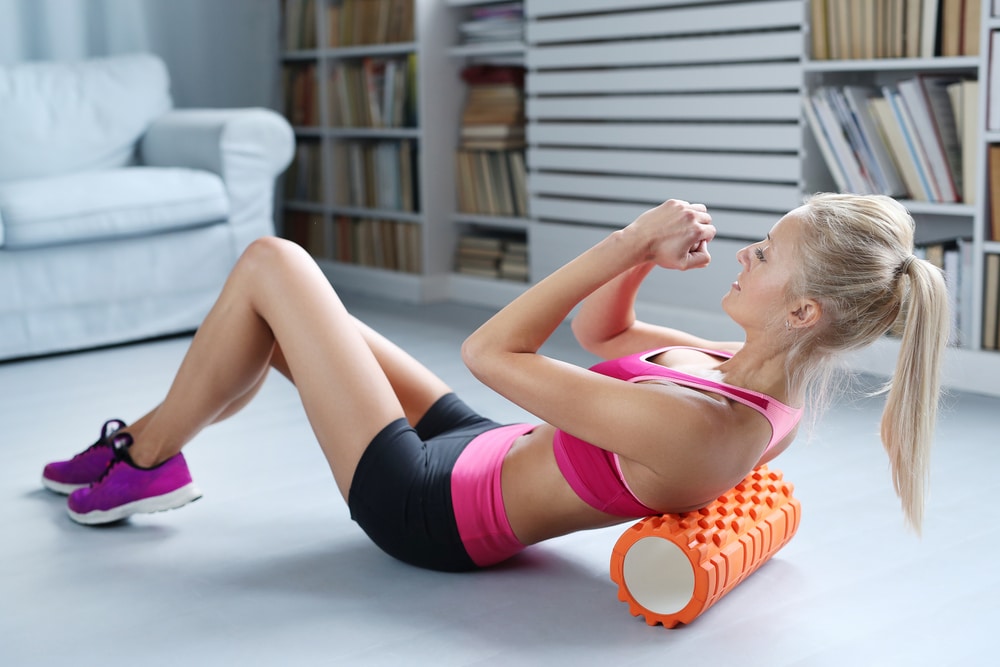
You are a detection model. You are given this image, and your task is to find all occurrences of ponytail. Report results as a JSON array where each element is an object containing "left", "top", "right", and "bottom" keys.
[{"left": 878, "top": 257, "right": 949, "bottom": 534}]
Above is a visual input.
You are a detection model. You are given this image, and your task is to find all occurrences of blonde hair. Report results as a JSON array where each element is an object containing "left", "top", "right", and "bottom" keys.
[{"left": 783, "top": 193, "right": 949, "bottom": 533}]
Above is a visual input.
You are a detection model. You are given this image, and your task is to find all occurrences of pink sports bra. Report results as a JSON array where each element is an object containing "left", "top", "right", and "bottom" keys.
[{"left": 552, "top": 346, "right": 803, "bottom": 517}]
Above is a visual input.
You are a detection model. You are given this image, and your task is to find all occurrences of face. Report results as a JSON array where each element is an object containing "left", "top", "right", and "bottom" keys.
[{"left": 722, "top": 208, "right": 809, "bottom": 332}]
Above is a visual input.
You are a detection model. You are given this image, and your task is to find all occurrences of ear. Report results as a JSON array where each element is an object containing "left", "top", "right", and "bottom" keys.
[{"left": 788, "top": 299, "right": 821, "bottom": 329}]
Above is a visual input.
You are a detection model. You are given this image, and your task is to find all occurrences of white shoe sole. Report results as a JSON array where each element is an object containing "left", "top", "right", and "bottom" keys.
[
  {"left": 41, "top": 476, "right": 88, "bottom": 495},
  {"left": 67, "top": 483, "right": 203, "bottom": 525}
]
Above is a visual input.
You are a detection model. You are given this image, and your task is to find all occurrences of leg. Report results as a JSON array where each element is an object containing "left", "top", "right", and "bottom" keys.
[
  {"left": 125, "top": 304, "right": 453, "bottom": 453},
  {"left": 127, "top": 237, "right": 448, "bottom": 500}
]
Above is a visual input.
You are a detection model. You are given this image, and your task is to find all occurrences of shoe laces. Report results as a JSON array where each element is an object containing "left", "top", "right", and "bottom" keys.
[
  {"left": 93, "top": 432, "right": 135, "bottom": 485},
  {"left": 72, "top": 419, "right": 127, "bottom": 460}
]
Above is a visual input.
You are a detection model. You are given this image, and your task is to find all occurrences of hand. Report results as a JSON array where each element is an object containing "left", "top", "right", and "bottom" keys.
[{"left": 625, "top": 199, "right": 716, "bottom": 270}]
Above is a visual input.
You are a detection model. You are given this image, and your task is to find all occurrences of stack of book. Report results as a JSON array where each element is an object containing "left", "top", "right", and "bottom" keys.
[
  {"left": 327, "top": 0, "right": 414, "bottom": 47},
  {"left": 281, "top": 64, "right": 319, "bottom": 126},
  {"left": 334, "top": 217, "right": 422, "bottom": 274},
  {"left": 331, "top": 139, "right": 417, "bottom": 213},
  {"left": 459, "top": 65, "right": 524, "bottom": 150},
  {"left": 283, "top": 0, "right": 318, "bottom": 50},
  {"left": 284, "top": 140, "right": 323, "bottom": 203},
  {"left": 810, "top": 0, "right": 980, "bottom": 60},
  {"left": 803, "top": 77, "right": 978, "bottom": 203},
  {"left": 328, "top": 56, "right": 415, "bottom": 128},
  {"left": 456, "top": 1, "right": 524, "bottom": 47},
  {"left": 284, "top": 211, "right": 329, "bottom": 257},
  {"left": 455, "top": 65, "right": 527, "bottom": 218},
  {"left": 455, "top": 233, "right": 528, "bottom": 282}
]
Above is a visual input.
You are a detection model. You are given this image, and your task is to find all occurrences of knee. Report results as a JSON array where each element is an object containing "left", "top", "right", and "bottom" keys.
[{"left": 238, "top": 236, "right": 312, "bottom": 277}]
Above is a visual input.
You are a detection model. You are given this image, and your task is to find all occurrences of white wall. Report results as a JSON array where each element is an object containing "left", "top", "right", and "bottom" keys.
[{"left": 0, "top": 0, "right": 281, "bottom": 110}]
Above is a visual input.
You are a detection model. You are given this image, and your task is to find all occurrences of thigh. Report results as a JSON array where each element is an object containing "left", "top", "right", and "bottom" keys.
[
  {"left": 347, "top": 416, "right": 500, "bottom": 572},
  {"left": 269, "top": 318, "right": 453, "bottom": 428},
  {"left": 241, "top": 238, "right": 406, "bottom": 499}
]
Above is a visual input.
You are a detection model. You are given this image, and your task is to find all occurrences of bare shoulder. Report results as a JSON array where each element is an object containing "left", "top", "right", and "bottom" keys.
[{"left": 616, "top": 382, "right": 773, "bottom": 511}]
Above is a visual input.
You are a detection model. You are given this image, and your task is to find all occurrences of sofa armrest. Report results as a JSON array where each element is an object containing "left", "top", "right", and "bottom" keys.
[{"left": 140, "top": 108, "right": 294, "bottom": 251}]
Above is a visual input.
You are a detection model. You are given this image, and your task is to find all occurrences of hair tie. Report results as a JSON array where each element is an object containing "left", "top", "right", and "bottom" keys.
[{"left": 898, "top": 255, "right": 916, "bottom": 277}]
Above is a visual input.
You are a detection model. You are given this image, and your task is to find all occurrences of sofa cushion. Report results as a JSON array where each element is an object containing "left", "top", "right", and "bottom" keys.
[
  {"left": 0, "top": 167, "right": 230, "bottom": 250},
  {"left": 0, "top": 54, "right": 172, "bottom": 182}
]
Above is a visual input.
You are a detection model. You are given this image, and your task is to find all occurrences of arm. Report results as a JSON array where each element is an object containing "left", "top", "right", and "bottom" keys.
[
  {"left": 572, "top": 246, "right": 742, "bottom": 360},
  {"left": 461, "top": 200, "right": 724, "bottom": 461},
  {"left": 139, "top": 108, "right": 295, "bottom": 251}
]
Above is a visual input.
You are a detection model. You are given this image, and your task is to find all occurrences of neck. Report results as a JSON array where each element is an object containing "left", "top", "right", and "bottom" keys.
[{"left": 720, "top": 336, "right": 803, "bottom": 407}]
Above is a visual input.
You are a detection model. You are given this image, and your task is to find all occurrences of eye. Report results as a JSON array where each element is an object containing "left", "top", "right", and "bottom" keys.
[{"left": 754, "top": 247, "right": 766, "bottom": 262}]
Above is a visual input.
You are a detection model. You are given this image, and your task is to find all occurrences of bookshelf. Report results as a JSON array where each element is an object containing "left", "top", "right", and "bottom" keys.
[
  {"left": 278, "top": 0, "right": 1000, "bottom": 397},
  {"left": 445, "top": 0, "right": 530, "bottom": 307},
  {"left": 280, "top": 0, "right": 461, "bottom": 301},
  {"left": 800, "top": 0, "right": 1000, "bottom": 393}
]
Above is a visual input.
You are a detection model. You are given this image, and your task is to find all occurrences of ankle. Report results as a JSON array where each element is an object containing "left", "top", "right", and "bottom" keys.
[
  {"left": 127, "top": 445, "right": 162, "bottom": 469},
  {"left": 118, "top": 434, "right": 162, "bottom": 469}
]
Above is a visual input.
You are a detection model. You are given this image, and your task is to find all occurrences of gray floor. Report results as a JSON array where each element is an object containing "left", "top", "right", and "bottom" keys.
[{"left": 2, "top": 293, "right": 997, "bottom": 666}]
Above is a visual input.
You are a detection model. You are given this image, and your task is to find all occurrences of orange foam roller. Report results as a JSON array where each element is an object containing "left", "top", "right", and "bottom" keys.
[{"left": 610, "top": 466, "right": 800, "bottom": 628}]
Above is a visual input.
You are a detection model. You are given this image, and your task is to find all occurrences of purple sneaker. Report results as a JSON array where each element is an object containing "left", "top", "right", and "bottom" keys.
[
  {"left": 67, "top": 433, "right": 202, "bottom": 525},
  {"left": 42, "top": 419, "right": 127, "bottom": 494}
]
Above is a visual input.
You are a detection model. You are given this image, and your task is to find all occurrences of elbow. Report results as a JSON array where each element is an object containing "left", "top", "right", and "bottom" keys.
[
  {"left": 460, "top": 334, "right": 479, "bottom": 374},
  {"left": 571, "top": 316, "right": 618, "bottom": 358},
  {"left": 570, "top": 316, "right": 601, "bottom": 356},
  {"left": 460, "top": 331, "right": 491, "bottom": 380}
]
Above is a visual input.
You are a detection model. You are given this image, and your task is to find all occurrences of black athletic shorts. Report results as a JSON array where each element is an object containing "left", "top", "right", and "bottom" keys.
[{"left": 347, "top": 393, "right": 502, "bottom": 572}]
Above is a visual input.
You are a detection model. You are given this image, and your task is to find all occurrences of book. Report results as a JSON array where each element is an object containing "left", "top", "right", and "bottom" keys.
[
  {"left": 991, "top": 32, "right": 1000, "bottom": 130},
  {"left": 948, "top": 79, "right": 979, "bottom": 204},
  {"left": 962, "top": 0, "right": 981, "bottom": 56},
  {"left": 843, "top": 86, "right": 908, "bottom": 195},
  {"left": 917, "top": 74, "right": 964, "bottom": 199},
  {"left": 283, "top": 211, "right": 329, "bottom": 257},
  {"left": 897, "top": 77, "right": 959, "bottom": 201},
  {"left": 920, "top": 0, "right": 941, "bottom": 58},
  {"left": 807, "top": 90, "right": 872, "bottom": 192},
  {"left": 869, "top": 96, "right": 927, "bottom": 200},
  {"left": 983, "top": 253, "right": 1000, "bottom": 350},
  {"left": 989, "top": 146, "right": 1000, "bottom": 241},
  {"left": 454, "top": 231, "right": 529, "bottom": 282},
  {"left": 883, "top": 85, "right": 938, "bottom": 200},
  {"left": 803, "top": 95, "right": 850, "bottom": 191},
  {"left": 811, "top": 0, "right": 829, "bottom": 59},
  {"left": 940, "top": 0, "right": 963, "bottom": 56}
]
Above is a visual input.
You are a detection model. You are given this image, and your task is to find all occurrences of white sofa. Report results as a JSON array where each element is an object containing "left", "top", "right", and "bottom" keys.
[{"left": 0, "top": 54, "right": 294, "bottom": 360}]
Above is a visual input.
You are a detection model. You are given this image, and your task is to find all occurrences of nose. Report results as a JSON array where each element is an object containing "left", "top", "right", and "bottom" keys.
[{"left": 736, "top": 245, "right": 750, "bottom": 267}]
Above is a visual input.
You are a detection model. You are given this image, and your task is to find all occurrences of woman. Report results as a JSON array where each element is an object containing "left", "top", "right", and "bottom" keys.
[{"left": 41, "top": 194, "right": 949, "bottom": 571}]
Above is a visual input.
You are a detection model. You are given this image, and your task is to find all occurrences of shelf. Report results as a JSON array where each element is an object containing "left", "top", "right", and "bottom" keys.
[
  {"left": 327, "top": 206, "right": 423, "bottom": 223},
  {"left": 283, "top": 200, "right": 326, "bottom": 213},
  {"left": 902, "top": 201, "right": 977, "bottom": 217},
  {"left": 282, "top": 49, "right": 323, "bottom": 62},
  {"left": 448, "top": 273, "right": 529, "bottom": 309},
  {"left": 985, "top": 241, "right": 1000, "bottom": 253},
  {"left": 446, "top": 0, "right": 507, "bottom": 7},
  {"left": 317, "top": 259, "right": 428, "bottom": 303},
  {"left": 449, "top": 41, "right": 526, "bottom": 59},
  {"left": 291, "top": 127, "right": 325, "bottom": 138},
  {"left": 323, "top": 127, "right": 421, "bottom": 139},
  {"left": 803, "top": 56, "right": 980, "bottom": 73},
  {"left": 452, "top": 213, "right": 531, "bottom": 231},
  {"left": 315, "top": 42, "right": 418, "bottom": 58}
]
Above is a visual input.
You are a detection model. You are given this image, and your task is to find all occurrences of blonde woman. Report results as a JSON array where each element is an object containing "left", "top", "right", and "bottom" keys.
[{"left": 42, "top": 194, "right": 948, "bottom": 571}]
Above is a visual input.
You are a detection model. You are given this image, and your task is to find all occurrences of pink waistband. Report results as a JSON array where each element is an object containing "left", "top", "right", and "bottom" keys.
[{"left": 451, "top": 423, "right": 535, "bottom": 567}]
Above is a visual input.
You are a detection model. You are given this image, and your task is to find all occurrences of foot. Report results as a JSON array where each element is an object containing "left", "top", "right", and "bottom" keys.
[
  {"left": 42, "top": 419, "right": 127, "bottom": 494},
  {"left": 67, "top": 433, "right": 202, "bottom": 525}
]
